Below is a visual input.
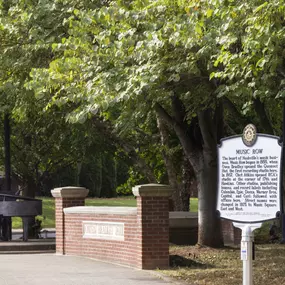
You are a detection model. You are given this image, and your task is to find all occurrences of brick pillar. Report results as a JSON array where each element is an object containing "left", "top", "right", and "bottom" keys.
[
  {"left": 132, "top": 184, "right": 173, "bottom": 269},
  {"left": 51, "top": 186, "right": 89, "bottom": 254}
]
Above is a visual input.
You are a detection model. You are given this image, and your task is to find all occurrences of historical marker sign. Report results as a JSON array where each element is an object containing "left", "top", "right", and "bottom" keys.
[{"left": 217, "top": 131, "right": 282, "bottom": 223}]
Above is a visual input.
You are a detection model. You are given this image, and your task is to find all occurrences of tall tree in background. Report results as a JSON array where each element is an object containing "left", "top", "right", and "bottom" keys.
[
  {"left": 0, "top": 0, "right": 154, "bottom": 197},
  {"left": 27, "top": 0, "right": 225, "bottom": 246},
  {"left": 2, "top": 0, "right": 285, "bottom": 247}
]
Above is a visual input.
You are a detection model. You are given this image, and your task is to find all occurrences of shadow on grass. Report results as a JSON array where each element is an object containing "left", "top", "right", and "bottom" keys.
[
  {"left": 169, "top": 255, "right": 213, "bottom": 269},
  {"left": 222, "top": 245, "right": 240, "bottom": 251}
]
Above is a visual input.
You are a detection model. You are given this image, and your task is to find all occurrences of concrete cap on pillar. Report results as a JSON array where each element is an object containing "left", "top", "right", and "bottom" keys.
[
  {"left": 132, "top": 184, "right": 173, "bottom": 197},
  {"left": 51, "top": 186, "right": 89, "bottom": 198}
]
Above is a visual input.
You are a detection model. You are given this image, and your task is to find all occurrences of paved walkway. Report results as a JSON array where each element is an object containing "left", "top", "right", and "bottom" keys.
[{"left": 0, "top": 254, "right": 174, "bottom": 285}]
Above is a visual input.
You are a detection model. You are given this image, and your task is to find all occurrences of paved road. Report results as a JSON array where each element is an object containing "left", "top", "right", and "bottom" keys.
[{"left": 0, "top": 254, "right": 174, "bottom": 285}]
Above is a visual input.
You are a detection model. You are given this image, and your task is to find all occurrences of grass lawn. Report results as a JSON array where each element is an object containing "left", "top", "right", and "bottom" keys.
[
  {"left": 162, "top": 243, "right": 285, "bottom": 285},
  {"left": 12, "top": 197, "right": 198, "bottom": 229},
  {"left": 190, "top": 198, "right": 198, "bottom": 212},
  {"left": 12, "top": 197, "right": 56, "bottom": 229}
]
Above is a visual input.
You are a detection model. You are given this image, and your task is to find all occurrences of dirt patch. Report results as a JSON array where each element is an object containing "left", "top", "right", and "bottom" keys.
[{"left": 161, "top": 244, "right": 285, "bottom": 285}]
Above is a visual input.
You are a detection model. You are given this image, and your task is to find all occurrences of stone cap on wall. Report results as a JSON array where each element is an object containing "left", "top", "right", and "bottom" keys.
[
  {"left": 132, "top": 184, "right": 173, "bottom": 197},
  {"left": 64, "top": 206, "right": 137, "bottom": 215},
  {"left": 169, "top": 212, "right": 198, "bottom": 228},
  {"left": 51, "top": 186, "right": 89, "bottom": 198}
]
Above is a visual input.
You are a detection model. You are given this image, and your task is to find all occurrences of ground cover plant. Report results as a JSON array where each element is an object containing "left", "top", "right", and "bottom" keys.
[{"left": 163, "top": 244, "right": 285, "bottom": 285}]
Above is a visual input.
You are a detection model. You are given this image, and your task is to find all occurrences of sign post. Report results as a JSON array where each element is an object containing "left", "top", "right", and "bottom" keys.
[
  {"left": 217, "top": 124, "right": 282, "bottom": 285},
  {"left": 233, "top": 223, "right": 262, "bottom": 285}
]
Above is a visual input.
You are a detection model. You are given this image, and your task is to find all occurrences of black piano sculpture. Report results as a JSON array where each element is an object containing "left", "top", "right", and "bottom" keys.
[{"left": 0, "top": 193, "right": 42, "bottom": 241}]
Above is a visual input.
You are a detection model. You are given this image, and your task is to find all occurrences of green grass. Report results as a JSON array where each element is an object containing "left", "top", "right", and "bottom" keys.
[
  {"left": 11, "top": 196, "right": 198, "bottom": 229},
  {"left": 86, "top": 196, "right": 137, "bottom": 207},
  {"left": 190, "top": 198, "right": 198, "bottom": 212},
  {"left": 12, "top": 197, "right": 56, "bottom": 229}
]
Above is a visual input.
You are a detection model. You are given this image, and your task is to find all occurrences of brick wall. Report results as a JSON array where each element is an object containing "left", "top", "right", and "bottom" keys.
[
  {"left": 52, "top": 184, "right": 173, "bottom": 270},
  {"left": 63, "top": 211, "right": 139, "bottom": 267},
  {"left": 52, "top": 186, "right": 238, "bottom": 268}
]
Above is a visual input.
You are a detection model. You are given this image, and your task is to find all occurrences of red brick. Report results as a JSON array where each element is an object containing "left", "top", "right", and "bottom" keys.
[{"left": 53, "top": 186, "right": 171, "bottom": 269}]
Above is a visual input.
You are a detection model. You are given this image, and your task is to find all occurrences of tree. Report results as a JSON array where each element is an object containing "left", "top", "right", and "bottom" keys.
[
  {"left": 27, "top": 0, "right": 225, "bottom": 246},
  {"left": 208, "top": 0, "right": 285, "bottom": 208},
  {"left": 6, "top": 0, "right": 285, "bottom": 247},
  {"left": 209, "top": 0, "right": 285, "bottom": 133},
  {"left": 0, "top": 0, "right": 147, "bottom": 198}
]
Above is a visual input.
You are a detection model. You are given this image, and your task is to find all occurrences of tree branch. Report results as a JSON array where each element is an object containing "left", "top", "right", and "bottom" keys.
[
  {"left": 223, "top": 96, "right": 247, "bottom": 126},
  {"left": 154, "top": 102, "right": 175, "bottom": 128},
  {"left": 198, "top": 108, "right": 216, "bottom": 151},
  {"left": 155, "top": 102, "right": 203, "bottom": 174},
  {"left": 171, "top": 95, "right": 186, "bottom": 123}
]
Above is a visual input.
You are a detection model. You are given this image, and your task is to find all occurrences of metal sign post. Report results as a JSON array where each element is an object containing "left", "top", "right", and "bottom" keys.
[
  {"left": 217, "top": 124, "right": 282, "bottom": 285},
  {"left": 233, "top": 223, "right": 262, "bottom": 285}
]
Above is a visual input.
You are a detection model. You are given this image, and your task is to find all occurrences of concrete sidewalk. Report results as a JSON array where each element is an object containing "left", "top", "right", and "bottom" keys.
[{"left": 0, "top": 254, "right": 174, "bottom": 285}]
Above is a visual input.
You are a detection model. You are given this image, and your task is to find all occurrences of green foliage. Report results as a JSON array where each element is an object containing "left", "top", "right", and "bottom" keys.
[
  {"left": 86, "top": 196, "right": 137, "bottom": 207},
  {"left": 116, "top": 167, "right": 147, "bottom": 196},
  {"left": 208, "top": 0, "right": 285, "bottom": 129},
  {"left": 0, "top": 0, "right": 166, "bottom": 198},
  {"left": 26, "top": 0, "right": 285, "bottom": 137},
  {"left": 2, "top": 0, "right": 284, "bottom": 146},
  {"left": 190, "top": 198, "right": 198, "bottom": 213},
  {"left": 3, "top": 1, "right": 285, "bottom": 243}
]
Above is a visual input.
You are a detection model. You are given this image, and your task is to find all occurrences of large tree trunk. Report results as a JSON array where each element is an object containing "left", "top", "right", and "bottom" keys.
[
  {"left": 155, "top": 100, "right": 224, "bottom": 247},
  {"left": 197, "top": 152, "right": 223, "bottom": 247},
  {"left": 197, "top": 108, "right": 223, "bottom": 247}
]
